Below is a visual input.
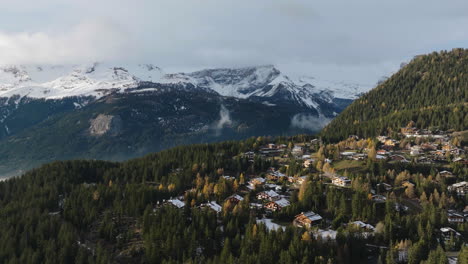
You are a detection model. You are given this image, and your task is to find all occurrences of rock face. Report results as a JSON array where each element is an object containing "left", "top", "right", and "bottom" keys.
[{"left": 89, "top": 114, "right": 122, "bottom": 136}]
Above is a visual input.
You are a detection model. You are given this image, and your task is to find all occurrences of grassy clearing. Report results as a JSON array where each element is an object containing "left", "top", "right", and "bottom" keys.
[{"left": 333, "top": 160, "right": 364, "bottom": 172}]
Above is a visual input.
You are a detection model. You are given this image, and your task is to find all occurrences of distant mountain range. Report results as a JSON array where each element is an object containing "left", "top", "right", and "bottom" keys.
[
  {"left": 0, "top": 63, "right": 369, "bottom": 104},
  {"left": 0, "top": 63, "right": 373, "bottom": 177}
]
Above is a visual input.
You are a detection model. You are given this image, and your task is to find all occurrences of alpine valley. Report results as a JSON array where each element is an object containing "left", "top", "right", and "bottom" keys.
[{"left": 0, "top": 63, "right": 371, "bottom": 177}]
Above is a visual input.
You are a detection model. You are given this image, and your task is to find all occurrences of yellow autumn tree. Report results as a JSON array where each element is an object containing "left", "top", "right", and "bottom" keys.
[
  {"left": 233, "top": 179, "right": 239, "bottom": 192},
  {"left": 302, "top": 231, "right": 311, "bottom": 241},
  {"left": 298, "top": 181, "right": 308, "bottom": 202},
  {"left": 239, "top": 173, "right": 245, "bottom": 185},
  {"left": 168, "top": 183, "right": 176, "bottom": 192}
]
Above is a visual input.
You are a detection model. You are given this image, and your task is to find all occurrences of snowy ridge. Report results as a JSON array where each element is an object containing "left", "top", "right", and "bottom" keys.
[
  {"left": 0, "top": 63, "right": 371, "bottom": 109},
  {"left": 160, "top": 65, "right": 371, "bottom": 109},
  {"left": 0, "top": 63, "right": 163, "bottom": 99}
]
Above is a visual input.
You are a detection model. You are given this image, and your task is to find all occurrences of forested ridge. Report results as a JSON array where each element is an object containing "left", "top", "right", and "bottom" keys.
[
  {"left": 0, "top": 133, "right": 467, "bottom": 263},
  {"left": 322, "top": 49, "right": 468, "bottom": 142}
]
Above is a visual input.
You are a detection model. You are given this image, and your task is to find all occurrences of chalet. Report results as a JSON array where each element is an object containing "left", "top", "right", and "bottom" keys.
[
  {"left": 248, "top": 177, "right": 266, "bottom": 189},
  {"left": 249, "top": 203, "right": 263, "bottom": 210},
  {"left": 313, "top": 229, "right": 337, "bottom": 241},
  {"left": 384, "top": 139, "right": 397, "bottom": 146},
  {"left": 200, "top": 201, "right": 222, "bottom": 213},
  {"left": 266, "top": 170, "right": 287, "bottom": 181},
  {"left": 349, "top": 221, "right": 375, "bottom": 236},
  {"left": 222, "top": 175, "right": 235, "bottom": 180},
  {"left": 381, "top": 145, "right": 394, "bottom": 151},
  {"left": 439, "top": 170, "right": 454, "bottom": 178},
  {"left": 417, "top": 156, "right": 434, "bottom": 164},
  {"left": 296, "top": 176, "right": 308, "bottom": 185},
  {"left": 376, "top": 149, "right": 388, "bottom": 155},
  {"left": 293, "top": 211, "right": 323, "bottom": 228},
  {"left": 226, "top": 194, "right": 244, "bottom": 205},
  {"left": 340, "top": 152, "right": 355, "bottom": 159},
  {"left": 259, "top": 148, "right": 283, "bottom": 157},
  {"left": 401, "top": 126, "right": 417, "bottom": 136},
  {"left": 447, "top": 210, "right": 464, "bottom": 223},
  {"left": 243, "top": 151, "right": 255, "bottom": 159},
  {"left": 372, "top": 194, "right": 387, "bottom": 203},
  {"left": 292, "top": 146, "right": 303, "bottom": 156},
  {"left": 288, "top": 176, "right": 307, "bottom": 184},
  {"left": 440, "top": 227, "right": 461, "bottom": 241},
  {"left": 264, "top": 183, "right": 282, "bottom": 191},
  {"left": 453, "top": 157, "right": 468, "bottom": 165},
  {"left": 442, "top": 144, "right": 453, "bottom": 151},
  {"left": 395, "top": 250, "right": 409, "bottom": 263},
  {"left": 394, "top": 203, "right": 409, "bottom": 212},
  {"left": 310, "top": 138, "right": 319, "bottom": 143},
  {"left": 410, "top": 146, "right": 421, "bottom": 156},
  {"left": 421, "top": 143, "right": 437, "bottom": 151},
  {"left": 352, "top": 153, "right": 366, "bottom": 161},
  {"left": 257, "top": 190, "right": 280, "bottom": 201},
  {"left": 265, "top": 198, "right": 290, "bottom": 211},
  {"left": 448, "top": 181, "right": 468, "bottom": 196},
  {"left": 449, "top": 148, "right": 463, "bottom": 156},
  {"left": 332, "top": 176, "right": 351, "bottom": 187},
  {"left": 167, "top": 199, "right": 185, "bottom": 209},
  {"left": 390, "top": 155, "right": 409, "bottom": 163},
  {"left": 377, "top": 182, "right": 393, "bottom": 192},
  {"left": 377, "top": 136, "right": 388, "bottom": 143},
  {"left": 376, "top": 154, "right": 386, "bottom": 160}
]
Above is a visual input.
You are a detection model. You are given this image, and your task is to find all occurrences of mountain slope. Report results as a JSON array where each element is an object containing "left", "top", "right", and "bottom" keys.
[
  {"left": 0, "top": 64, "right": 369, "bottom": 177},
  {"left": 322, "top": 48, "right": 468, "bottom": 142},
  {"left": 0, "top": 83, "right": 339, "bottom": 177}
]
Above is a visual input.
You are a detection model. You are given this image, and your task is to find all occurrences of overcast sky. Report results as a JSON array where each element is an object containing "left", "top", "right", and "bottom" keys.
[{"left": 1, "top": 0, "right": 467, "bottom": 84}]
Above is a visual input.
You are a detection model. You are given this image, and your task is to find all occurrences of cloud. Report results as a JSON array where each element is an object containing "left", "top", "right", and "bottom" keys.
[
  {"left": 0, "top": 0, "right": 467, "bottom": 83},
  {"left": 0, "top": 19, "right": 130, "bottom": 65},
  {"left": 290, "top": 113, "right": 331, "bottom": 131},
  {"left": 213, "top": 105, "right": 233, "bottom": 136}
]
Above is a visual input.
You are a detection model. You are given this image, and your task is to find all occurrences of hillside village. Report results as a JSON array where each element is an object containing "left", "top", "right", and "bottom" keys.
[
  {"left": 2, "top": 123, "right": 466, "bottom": 264},
  {"left": 153, "top": 124, "right": 467, "bottom": 263}
]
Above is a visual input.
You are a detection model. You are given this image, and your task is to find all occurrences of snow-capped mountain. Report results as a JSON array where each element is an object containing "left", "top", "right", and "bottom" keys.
[
  {"left": 0, "top": 63, "right": 374, "bottom": 178},
  {"left": 0, "top": 63, "right": 371, "bottom": 109},
  {"left": 164, "top": 65, "right": 371, "bottom": 101},
  {"left": 0, "top": 63, "right": 163, "bottom": 99}
]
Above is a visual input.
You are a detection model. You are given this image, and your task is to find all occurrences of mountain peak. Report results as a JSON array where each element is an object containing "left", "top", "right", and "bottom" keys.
[{"left": 0, "top": 63, "right": 371, "bottom": 109}]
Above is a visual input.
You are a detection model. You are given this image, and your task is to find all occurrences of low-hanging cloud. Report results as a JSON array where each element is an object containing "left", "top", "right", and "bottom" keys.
[
  {"left": 213, "top": 105, "right": 232, "bottom": 136},
  {"left": 290, "top": 113, "right": 331, "bottom": 131}
]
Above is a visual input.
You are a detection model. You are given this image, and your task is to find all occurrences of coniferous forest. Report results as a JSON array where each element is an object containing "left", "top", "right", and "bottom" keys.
[
  {"left": 0, "top": 49, "right": 467, "bottom": 264},
  {"left": 0, "top": 133, "right": 467, "bottom": 263},
  {"left": 322, "top": 49, "right": 468, "bottom": 142}
]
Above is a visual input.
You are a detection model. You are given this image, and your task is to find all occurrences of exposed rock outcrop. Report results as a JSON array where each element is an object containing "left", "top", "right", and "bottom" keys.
[{"left": 89, "top": 114, "right": 122, "bottom": 136}]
